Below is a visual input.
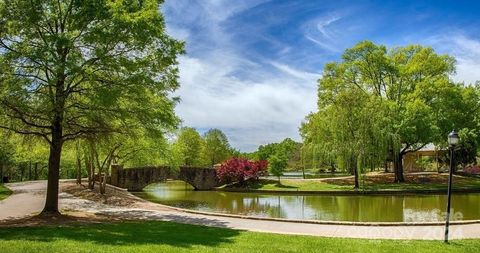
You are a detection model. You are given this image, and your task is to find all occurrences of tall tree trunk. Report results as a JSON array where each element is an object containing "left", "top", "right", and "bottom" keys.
[
  {"left": 20, "top": 164, "right": 24, "bottom": 181},
  {"left": 28, "top": 161, "right": 32, "bottom": 180},
  {"left": 42, "top": 126, "right": 63, "bottom": 214},
  {"left": 353, "top": 156, "right": 359, "bottom": 189},
  {"left": 354, "top": 167, "right": 359, "bottom": 189},
  {"left": 394, "top": 152, "right": 405, "bottom": 182},
  {"left": 86, "top": 152, "right": 95, "bottom": 189},
  {"left": 301, "top": 147, "right": 306, "bottom": 179},
  {"left": 0, "top": 163, "right": 3, "bottom": 183},
  {"left": 76, "top": 153, "right": 82, "bottom": 185},
  {"left": 353, "top": 163, "right": 360, "bottom": 189},
  {"left": 34, "top": 162, "right": 38, "bottom": 180}
]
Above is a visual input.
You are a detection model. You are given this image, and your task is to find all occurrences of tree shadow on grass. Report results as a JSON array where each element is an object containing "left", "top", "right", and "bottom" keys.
[
  {"left": 249, "top": 179, "right": 298, "bottom": 189},
  {"left": 0, "top": 219, "right": 241, "bottom": 248},
  {"left": 274, "top": 182, "right": 298, "bottom": 189}
]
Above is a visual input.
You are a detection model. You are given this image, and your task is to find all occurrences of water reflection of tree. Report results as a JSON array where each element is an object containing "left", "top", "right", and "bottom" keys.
[
  {"left": 301, "top": 195, "right": 406, "bottom": 222},
  {"left": 141, "top": 181, "right": 479, "bottom": 222}
]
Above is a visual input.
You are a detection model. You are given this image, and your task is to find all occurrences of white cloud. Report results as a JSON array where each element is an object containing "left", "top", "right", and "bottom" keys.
[
  {"left": 303, "top": 13, "right": 344, "bottom": 52},
  {"left": 450, "top": 36, "right": 480, "bottom": 84},
  {"left": 164, "top": 0, "right": 319, "bottom": 151},
  {"left": 270, "top": 61, "right": 320, "bottom": 82},
  {"left": 175, "top": 54, "right": 317, "bottom": 151},
  {"left": 426, "top": 34, "right": 480, "bottom": 85},
  {"left": 316, "top": 15, "right": 341, "bottom": 39}
]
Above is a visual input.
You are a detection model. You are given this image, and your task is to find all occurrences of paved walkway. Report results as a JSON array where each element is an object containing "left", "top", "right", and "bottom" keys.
[{"left": 1, "top": 180, "right": 479, "bottom": 240}]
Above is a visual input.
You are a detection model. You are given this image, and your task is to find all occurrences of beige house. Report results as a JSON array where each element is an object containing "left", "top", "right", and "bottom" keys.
[{"left": 403, "top": 144, "right": 447, "bottom": 172}]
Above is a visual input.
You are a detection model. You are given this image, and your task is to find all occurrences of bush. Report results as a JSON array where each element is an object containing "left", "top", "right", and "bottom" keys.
[
  {"left": 217, "top": 157, "right": 268, "bottom": 184},
  {"left": 463, "top": 165, "right": 480, "bottom": 174}
]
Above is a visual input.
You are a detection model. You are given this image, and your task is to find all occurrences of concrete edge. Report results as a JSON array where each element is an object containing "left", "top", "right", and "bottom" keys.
[{"left": 156, "top": 205, "right": 480, "bottom": 227}]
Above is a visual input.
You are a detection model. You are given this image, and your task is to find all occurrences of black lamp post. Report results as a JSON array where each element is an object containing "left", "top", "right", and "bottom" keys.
[{"left": 445, "top": 130, "right": 459, "bottom": 243}]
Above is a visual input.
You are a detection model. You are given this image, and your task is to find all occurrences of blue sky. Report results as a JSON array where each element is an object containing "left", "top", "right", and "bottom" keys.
[{"left": 162, "top": 0, "right": 480, "bottom": 152}]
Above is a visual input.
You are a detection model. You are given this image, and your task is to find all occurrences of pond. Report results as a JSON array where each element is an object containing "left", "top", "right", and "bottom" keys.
[{"left": 133, "top": 180, "right": 480, "bottom": 222}]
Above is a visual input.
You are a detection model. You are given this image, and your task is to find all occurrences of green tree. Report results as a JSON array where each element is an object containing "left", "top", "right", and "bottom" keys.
[
  {"left": 172, "top": 127, "right": 205, "bottom": 166},
  {"left": 203, "top": 129, "right": 232, "bottom": 166},
  {"left": 268, "top": 154, "right": 287, "bottom": 183},
  {"left": 0, "top": 0, "right": 184, "bottom": 214},
  {"left": 301, "top": 41, "right": 475, "bottom": 184},
  {"left": 252, "top": 138, "right": 301, "bottom": 169}
]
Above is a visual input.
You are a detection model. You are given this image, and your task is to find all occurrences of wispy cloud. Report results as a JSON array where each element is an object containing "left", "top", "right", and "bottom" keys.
[
  {"left": 425, "top": 33, "right": 480, "bottom": 85},
  {"left": 316, "top": 15, "right": 342, "bottom": 39},
  {"left": 163, "top": 0, "right": 319, "bottom": 151},
  {"left": 449, "top": 35, "right": 480, "bottom": 84},
  {"left": 174, "top": 53, "right": 317, "bottom": 151},
  {"left": 302, "top": 13, "right": 350, "bottom": 53}
]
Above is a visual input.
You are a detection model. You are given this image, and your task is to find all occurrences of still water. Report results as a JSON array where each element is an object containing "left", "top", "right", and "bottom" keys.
[{"left": 133, "top": 181, "right": 480, "bottom": 222}]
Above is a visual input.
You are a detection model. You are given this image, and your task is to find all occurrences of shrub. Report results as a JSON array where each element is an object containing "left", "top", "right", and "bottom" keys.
[
  {"left": 463, "top": 165, "right": 480, "bottom": 174},
  {"left": 217, "top": 157, "right": 268, "bottom": 184}
]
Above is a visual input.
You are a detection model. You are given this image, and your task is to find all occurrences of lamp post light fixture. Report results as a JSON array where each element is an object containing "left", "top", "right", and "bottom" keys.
[{"left": 445, "top": 130, "right": 459, "bottom": 243}]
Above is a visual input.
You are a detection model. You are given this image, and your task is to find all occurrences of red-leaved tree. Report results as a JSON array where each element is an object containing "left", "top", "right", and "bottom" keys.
[{"left": 217, "top": 157, "right": 268, "bottom": 184}]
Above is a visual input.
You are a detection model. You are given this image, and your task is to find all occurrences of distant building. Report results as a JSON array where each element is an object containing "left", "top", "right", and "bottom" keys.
[{"left": 403, "top": 144, "right": 447, "bottom": 172}]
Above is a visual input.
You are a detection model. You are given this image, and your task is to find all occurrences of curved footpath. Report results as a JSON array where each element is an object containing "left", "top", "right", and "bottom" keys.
[{"left": 1, "top": 180, "right": 480, "bottom": 240}]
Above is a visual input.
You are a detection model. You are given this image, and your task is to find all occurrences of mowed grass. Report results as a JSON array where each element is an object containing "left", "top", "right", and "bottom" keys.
[
  {"left": 0, "top": 184, "right": 12, "bottom": 200},
  {"left": 247, "top": 174, "right": 480, "bottom": 192},
  {"left": 0, "top": 221, "right": 479, "bottom": 253},
  {"left": 248, "top": 179, "right": 352, "bottom": 191}
]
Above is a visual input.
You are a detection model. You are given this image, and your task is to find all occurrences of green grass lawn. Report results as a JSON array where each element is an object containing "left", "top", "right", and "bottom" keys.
[
  {"left": 0, "top": 184, "right": 12, "bottom": 200},
  {"left": 248, "top": 179, "right": 352, "bottom": 191},
  {"left": 0, "top": 221, "right": 479, "bottom": 253},
  {"left": 246, "top": 174, "right": 480, "bottom": 192}
]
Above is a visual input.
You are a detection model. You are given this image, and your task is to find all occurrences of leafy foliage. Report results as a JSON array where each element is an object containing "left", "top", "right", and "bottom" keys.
[
  {"left": 250, "top": 138, "right": 301, "bottom": 170},
  {"left": 171, "top": 127, "right": 205, "bottom": 167},
  {"left": 216, "top": 157, "right": 268, "bottom": 184},
  {"left": 268, "top": 154, "right": 287, "bottom": 181},
  {"left": 203, "top": 129, "right": 233, "bottom": 166}
]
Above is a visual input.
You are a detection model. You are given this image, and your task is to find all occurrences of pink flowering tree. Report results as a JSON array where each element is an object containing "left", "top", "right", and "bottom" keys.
[{"left": 216, "top": 157, "right": 268, "bottom": 184}]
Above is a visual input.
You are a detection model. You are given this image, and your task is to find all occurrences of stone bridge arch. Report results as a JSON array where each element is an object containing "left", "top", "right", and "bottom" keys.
[{"left": 110, "top": 165, "right": 220, "bottom": 191}]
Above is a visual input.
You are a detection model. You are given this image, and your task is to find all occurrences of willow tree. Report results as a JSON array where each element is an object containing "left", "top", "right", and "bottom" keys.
[
  {"left": 301, "top": 72, "right": 386, "bottom": 188},
  {"left": 0, "top": 0, "right": 184, "bottom": 214},
  {"left": 302, "top": 41, "right": 459, "bottom": 183}
]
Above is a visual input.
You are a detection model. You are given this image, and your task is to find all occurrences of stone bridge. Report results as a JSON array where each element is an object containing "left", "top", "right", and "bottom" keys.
[{"left": 110, "top": 165, "right": 220, "bottom": 191}]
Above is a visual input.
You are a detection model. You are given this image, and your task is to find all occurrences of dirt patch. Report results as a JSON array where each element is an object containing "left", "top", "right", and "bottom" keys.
[
  {"left": 61, "top": 182, "right": 140, "bottom": 207},
  {"left": 0, "top": 212, "right": 115, "bottom": 227},
  {"left": 59, "top": 181, "right": 172, "bottom": 212}
]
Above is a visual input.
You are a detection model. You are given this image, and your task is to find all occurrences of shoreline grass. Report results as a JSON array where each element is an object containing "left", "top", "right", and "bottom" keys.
[
  {"left": 0, "top": 221, "right": 479, "bottom": 253},
  {"left": 242, "top": 174, "right": 480, "bottom": 192}
]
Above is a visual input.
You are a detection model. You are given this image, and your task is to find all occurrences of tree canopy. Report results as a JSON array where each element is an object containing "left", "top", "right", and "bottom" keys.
[
  {"left": 203, "top": 128, "right": 232, "bottom": 166},
  {"left": 301, "top": 41, "right": 480, "bottom": 185},
  {"left": 171, "top": 127, "right": 205, "bottom": 167},
  {"left": 0, "top": 0, "right": 184, "bottom": 213}
]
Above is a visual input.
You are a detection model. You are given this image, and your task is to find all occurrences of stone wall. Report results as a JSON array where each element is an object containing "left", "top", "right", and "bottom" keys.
[
  {"left": 179, "top": 167, "right": 219, "bottom": 190},
  {"left": 110, "top": 165, "right": 173, "bottom": 191},
  {"left": 110, "top": 165, "right": 220, "bottom": 191}
]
